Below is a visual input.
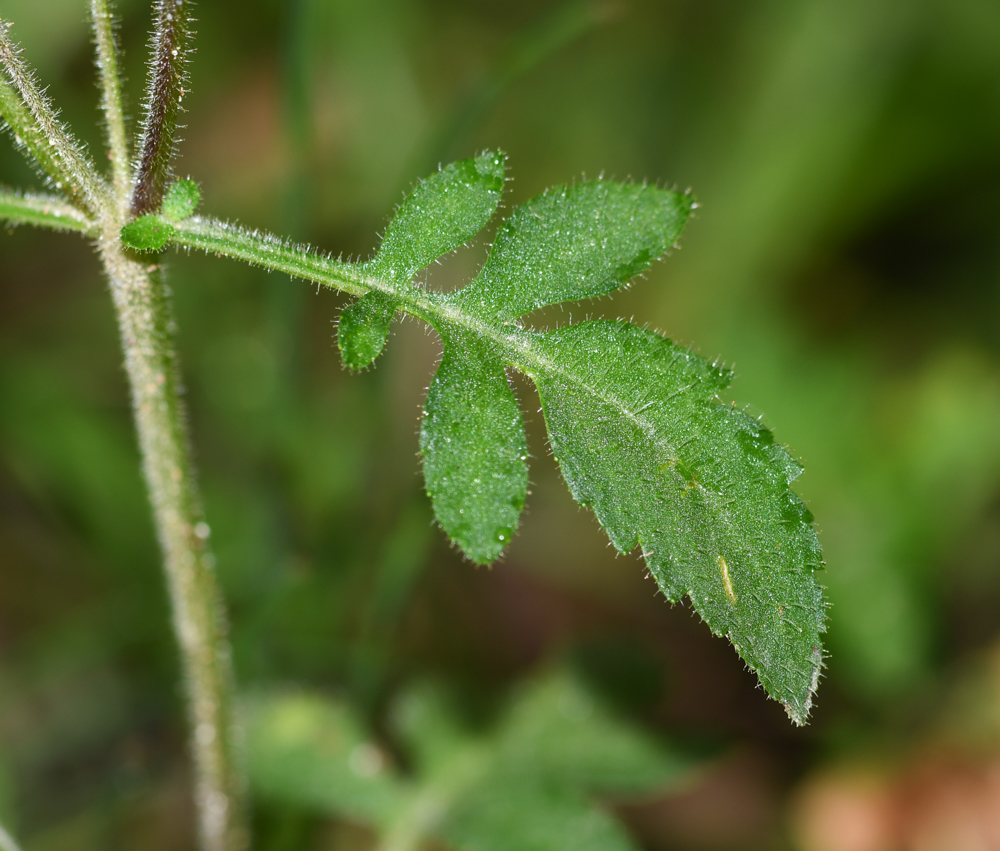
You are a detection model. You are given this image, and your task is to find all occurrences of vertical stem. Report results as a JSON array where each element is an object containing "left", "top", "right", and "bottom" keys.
[
  {"left": 97, "top": 230, "right": 247, "bottom": 851},
  {"left": 89, "top": 0, "right": 131, "bottom": 201},
  {"left": 5, "top": 4, "right": 243, "bottom": 847}
]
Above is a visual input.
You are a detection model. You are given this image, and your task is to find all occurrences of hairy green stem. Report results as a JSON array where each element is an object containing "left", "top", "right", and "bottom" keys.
[
  {"left": 0, "top": 187, "right": 97, "bottom": 233},
  {"left": 0, "top": 76, "right": 67, "bottom": 191},
  {"left": 0, "top": 21, "right": 109, "bottom": 216},
  {"left": 171, "top": 217, "right": 370, "bottom": 295},
  {"left": 97, "top": 228, "right": 247, "bottom": 851},
  {"left": 167, "top": 216, "right": 531, "bottom": 363},
  {"left": 101, "top": 4, "right": 245, "bottom": 844},
  {"left": 89, "top": 0, "right": 131, "bottom": 200},
  {"left": 1, "top": 7, "right": 247, "bottom": 846}
]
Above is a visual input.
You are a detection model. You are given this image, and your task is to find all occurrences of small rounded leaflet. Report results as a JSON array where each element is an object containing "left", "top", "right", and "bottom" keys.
[
  {"left": 121, "top": 214, "right": 174, "bottom": 252},
  {"left": 161, "top": 178, "right": 201, "bottom": 222}
]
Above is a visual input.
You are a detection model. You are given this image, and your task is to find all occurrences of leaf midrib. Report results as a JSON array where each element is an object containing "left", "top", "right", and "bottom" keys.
[{"left": 177, "top": 216, "right": 720, "bottom": 526}]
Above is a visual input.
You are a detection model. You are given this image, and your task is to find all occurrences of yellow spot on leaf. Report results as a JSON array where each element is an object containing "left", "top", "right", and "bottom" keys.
[{"left": 718, "top": 555, "right": 736, "bottom": 604}]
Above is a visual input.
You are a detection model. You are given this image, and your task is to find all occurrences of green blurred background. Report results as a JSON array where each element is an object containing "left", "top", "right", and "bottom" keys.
[{"left": 3, "top": 0, "right": 1000, "bottom": 848}]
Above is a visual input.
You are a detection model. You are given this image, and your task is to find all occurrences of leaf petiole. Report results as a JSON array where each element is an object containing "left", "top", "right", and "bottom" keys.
[
  {"left": 0, "top": 21, "right": 110, "bottom": 216},
  {"left": 0, "top": 186, "right": 97, "bottom": 234}
]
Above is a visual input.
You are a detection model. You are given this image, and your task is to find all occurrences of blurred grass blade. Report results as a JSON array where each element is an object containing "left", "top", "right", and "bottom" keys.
[
  {"left": 0, "top": 822, "right": 23, "bottom": 851},
  {"left": 349, "top": 498, "right": 435, "bottom": 703},
  {"left": 0, "top": 21, "right": 109, "bottom": 216},
  {"left": 412, "top": 0, "right": 619, "bottom": 174}
]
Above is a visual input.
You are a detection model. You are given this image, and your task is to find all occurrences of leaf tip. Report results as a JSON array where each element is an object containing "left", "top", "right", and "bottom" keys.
[
  {"left": 447, "top": 521, "right": 514, "bottom": 566},
  {"left": 783, "top": 644, "right": 824, "bottom": 726},
  {"left": 472, "top": 149, "right": 506, "bottom": 193}
]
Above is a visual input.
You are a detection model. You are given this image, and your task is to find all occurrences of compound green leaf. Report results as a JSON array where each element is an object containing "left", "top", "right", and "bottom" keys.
[
  {"left": 454, "top": 181, "right": 693, "bottom": 322},
  {"left": 244, "top": 670, "right": 694, "bottom": 850},
  {"left": 420, "top": 329, "right": 528, "bottom": 564},
  {"left": 421, "top": 180, "right": 691, "bottom": 564},
  {"left": 159, "top": 162, "right": 827, "bottom": 720},
  {"left": 369, "top": 150, "right": 506, "bottom": 286},
  {"left": 372, "top": 176, "right": 821, "bottom": 717},
  {"left": 528, "top": 321, "right": 825, "bottom": 723}
]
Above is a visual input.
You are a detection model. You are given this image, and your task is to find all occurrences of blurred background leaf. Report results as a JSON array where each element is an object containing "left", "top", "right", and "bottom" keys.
[{"left": 246, "top": 670, "right": 694, "bottom": 850}]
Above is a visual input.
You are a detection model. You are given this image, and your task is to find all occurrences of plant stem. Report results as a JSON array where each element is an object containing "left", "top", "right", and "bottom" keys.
[
  {"left": 89, "top": 0, "right": 131, "bottom": 200},
  {"left": 3, "top": 6, "right": 247, "bottom": 845},
  {"left": 131, "top": 0, "right": 193, "bottom": 216},
  {"left": 0, "top": 21, "right": 109, "bottom": 216},
  {"left": 0, "top": 187, "right": 96, "bottom": 233},
  {"left": 97, "top": 227, "right": 247, "bottom": 851}
]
